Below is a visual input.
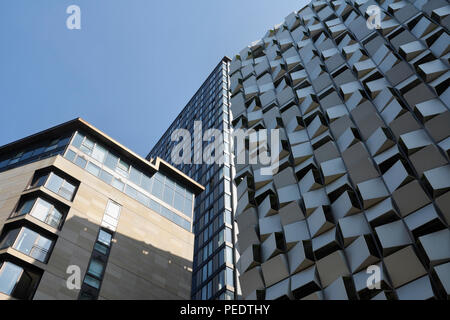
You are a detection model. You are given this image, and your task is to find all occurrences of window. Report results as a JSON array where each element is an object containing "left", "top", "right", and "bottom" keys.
[
  {"left": 225, "top": 245, "right": 233, "bottom": 263},
  {"left": 0, "top": 137, "right": 70, "bottom": 173},
  {"left": 223, "top": 166, "right": 230, "bottom": 179},
  {"left": 72, "top": 132, "right": 84, "bottom": 149},
  {"left": 0, "top": 262, "right": 23, "bottom": 295},
  {"left": 106, "top": 202, "right": 121, "bottom": 219},
  {"left": 30, "top": 173, "right": 49, "bottom": 188},
  {"left": 79, "top": 228, "right": 113, "bottom": 300},
  {"left": 183, "top": 198, "right": 193, "bottom": 218},
  {"left": 175, "top": 183, "right": 185, "bottom": 196},
  {"left": 0, "top": 260, "right": 39, "bottom": 299},
  {"left": 101, "top": 200, "right": 121, "bottom": 232},
  {"left": 94, "top": 230, "right": 111, "bottom": 255},
  {"left": 116, "top": 159, "right": 130, "bottom": 177},
  {"left": 125, "top": 185, "right": 138, "bottom": 199},
  {"left": 44, "top": 173, "right": 62, "bottom": 192},
  {"left": 1, "top": 227, "right": 21, "bottom": 249},
  {"left": 224, "top": 181, "right": 230, "bottom": 194},
  {"left": 13, "top": 197, "right": 64, "bottom": 229},
  {"left": 87, "top": 259, "right": 104, "bottom": 278},
  {"left": 140, "top": 174, "right": 152, "bottom": 192},
  {"left": 218, "top": 197, "right": 224, "bottom": 211},
  {"left": 80, "top": 137, "right": 95, "bottom": 155},
  {"left": 208, "top": 259, "right": 213, "bottom": 278},
  {"left": 97, "top": 230, "right": 112, "bottom": 246},
  {"left": 1, "top": 227, "right": 53, "bottom": 263},
  {"left": 86, "top": 162, "right": 101, "bottom": 177},
  {"left": 225, "top": 210, "right": 232, "bottom": 225},
  {"left": 173, "top": 192, "right": 185, "bottom": 213},
  {"left": 45, "top": 139, "right": 59, "bottom": 152},
  {"left": 136, "top": 192, "right": 150, "bottom": 207},
  {"left": 201, "top": 286, "right": 207, "bottom": 300},
  {"left": 0, "top": 158, "right": 9, "bottom": 168},
  {"left": 224, "top": 194, "right": 231, "bottom": 210},
  {"left": 218, "top": 248, "right": 224, "bottom": 266},
  {"left": 33, "top": 199, "right": 62, "bottom": 227},
  {"left": 218, "top": 229, "right": 224, "bottom": 247},
  {"left": 202, "top": 246, "right": 208, "bottom": 262},
  {"left": 202, "top": 265, "right": 208, "bottom": 281},
  {"left": 129, "top": 167, "right": 142, "bottom": 186},
  {"left": 9, "top": 152, "right": 24, "bottom": 165},
  {"left": 83, "top": 275, "right": 100, "bottom": 289},
  {"left": 15, "top": 228, "right": 52, "bottom": 262},
  {"left": 104, "top": 153, "right": 118, "bottom": 170},
  {"left": 17, "top": 199, "right": 35, "bottom": 216},
  {"left": 75, "top": 156, "right": 87, "bottom": 168},
  {"left": 163, "top": 186, "right": 174, "bottom": 206},
  {"left": 64, "top": 149, "right": 77, "bottom": 162},
  {"left": 111, "top": 178, "right": 124, "bottom": 192},
  {"left": 207, "top": 280, "right": 212, "bottom": 299},
  {"left": 20, "top": 148, "right": 35, "bottom": 161},
  {"left": 218, "top": 270, "right": 225, "bottom": 291},
  {"left": 151, "top": 178, "right": 163, "bottom": 198},
  {"left": 91, "top": 144, "right": 107, "bottom": 163},
  {"left": 225, "top": 267, "right": 234, "bottom": 287},
  {"left": 45, "top": 172, "right": 77, "bottom": 201},
  {"left": 149, "top": 199, "right": 160, "bottom": 212},
  {"left": 93, "top": 242, "right": 108, "bottom": 255},
  {"left": 99, "top": 170, "right": 113, "bottom": 184}
]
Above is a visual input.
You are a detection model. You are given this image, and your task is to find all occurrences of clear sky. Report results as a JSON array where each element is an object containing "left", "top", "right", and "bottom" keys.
[{"left": 0, "top": 0, "right": 309, "bottom": 156}]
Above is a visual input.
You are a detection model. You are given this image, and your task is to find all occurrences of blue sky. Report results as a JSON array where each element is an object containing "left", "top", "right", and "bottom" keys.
[{"left": 0, "top": 0, "right": 308, "bottom": 156}]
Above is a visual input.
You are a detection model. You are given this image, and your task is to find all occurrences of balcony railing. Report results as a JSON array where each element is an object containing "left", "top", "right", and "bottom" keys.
[{"left": 28, "top": 245, "right": 50, "bottom": 263}]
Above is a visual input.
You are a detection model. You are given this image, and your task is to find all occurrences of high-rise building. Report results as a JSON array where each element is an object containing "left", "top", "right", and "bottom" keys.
[
  {"left": 0, "top": 118, "right": 203, "bottom": 300},
  {"left": 229, "top": 0, "right": 449, "bottom": 300},
  {"left": 147, "top": 57, "right": 239, "bottom": 300}
]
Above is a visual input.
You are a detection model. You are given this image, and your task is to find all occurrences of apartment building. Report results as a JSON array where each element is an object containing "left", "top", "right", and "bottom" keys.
[{"left": 0, "top": 118, "right": 203, "bottom": 300}]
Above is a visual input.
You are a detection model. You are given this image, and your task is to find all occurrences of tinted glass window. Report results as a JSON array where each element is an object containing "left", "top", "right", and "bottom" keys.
[
  {"left": 75, "top": 156, "right": 87, "bottom": 168},
  {"left": 98, "top": 230, "right": 112, "bottom": 247},
  {"left": 0, "top": 262, "right": 23, "bottom": 295},
  {"left": 104, "top": 153, "right": 118, "bottom": 170},
  {"left": 129, "top": 167, "right": 142, "bottom": 185},
  {"left": 152, "top": 179, "right": 163, "bottom": 198},
  {"left": 72, "top": 132, "right": 84, "bottom": 149},
  {"left": 87, "top": 259, "right": 104, "bottom": 278},
  {"left": 86, "top": 162, "right": 101, "bottom": 176},
  {"left": 45, "top": 173, "right": 77, "bottom": 201},
  {"left": 80, "top": 138, "right": 95, "bottom": 155},
  {"left": 140, "top": 174, "right": 152, "bottom": 192},
  {"left": 65, "top": 149, "right": 77, "bottom": 162},
  {"left": 111, "top": 178, "right": 124, "bottom": 191},
  {"left": 18, "top": 199, "right": 35, "bottom": 216},
  {"left": 83, "top": 275, "right": 100, "bottom": 289},
  {"left": 14, "top": 228, "right": 52, "bottom": 262},
  {"left": 91, "top": 144, "right": 107, "bottom": 163}
]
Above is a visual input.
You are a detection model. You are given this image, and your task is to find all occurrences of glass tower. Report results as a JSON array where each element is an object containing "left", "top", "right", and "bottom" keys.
[{"left": 147, "top": 57, "right": 238, "bottom": 300}]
